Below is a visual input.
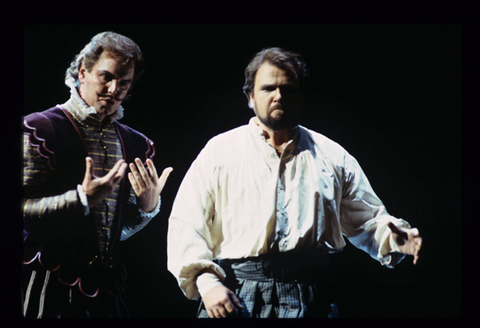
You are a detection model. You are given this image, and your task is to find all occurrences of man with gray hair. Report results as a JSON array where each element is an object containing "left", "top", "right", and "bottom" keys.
[
  {"left": 23, "top": 31, "right": 172, "bottom": 318},
  {"left": 167, "top": 47, "right": 422, "bottom": 318}
]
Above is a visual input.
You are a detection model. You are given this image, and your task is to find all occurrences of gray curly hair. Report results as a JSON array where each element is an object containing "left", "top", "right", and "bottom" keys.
[{"left": 65, "top": 31, "right": 145, "bottom": 88}]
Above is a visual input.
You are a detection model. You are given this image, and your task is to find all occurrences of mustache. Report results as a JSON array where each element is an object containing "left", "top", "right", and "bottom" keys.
[{"left": 97, "top": 92, "right": 125, "bottom": 102}]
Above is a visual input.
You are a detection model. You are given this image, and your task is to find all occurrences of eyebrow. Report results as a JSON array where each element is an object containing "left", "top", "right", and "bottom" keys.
[
  {"left": 98, "top": 70, "right": 133, "bottom": 81},
  {"left": 259, "top": 81, "right": 297, "bottom": 89},
  {"left": 98, "top": 70, "right": 114, "bottom": 77}
]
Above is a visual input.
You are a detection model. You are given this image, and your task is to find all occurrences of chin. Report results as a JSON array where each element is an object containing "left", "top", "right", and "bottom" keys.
[
  {"left": 99, "top": 106, "right": 117, "bottom": 115},
  {"left": 270, "top": 117, "right": 300, "bottom": 131}
]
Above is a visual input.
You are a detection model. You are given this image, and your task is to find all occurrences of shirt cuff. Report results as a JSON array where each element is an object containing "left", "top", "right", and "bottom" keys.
[
  {"left": 196, "top": 272, "right": 224, "bottom": 298},
  {"left": 136, "top": 196, "right": 161, "bottom": 218},
  {"left": 77, "top": 184, "right": 90, "bottom": 216}
]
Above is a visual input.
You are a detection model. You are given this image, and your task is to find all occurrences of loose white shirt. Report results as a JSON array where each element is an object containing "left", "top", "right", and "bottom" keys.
[{"left": 167, "top": 118, "right": 410, "bottom": 300}]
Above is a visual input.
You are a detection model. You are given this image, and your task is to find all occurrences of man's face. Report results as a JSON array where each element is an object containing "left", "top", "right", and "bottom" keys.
[
  {"left": 249, "top": 63, "right": 303, "bottom": 131},
  {"left": 78, "top": 51, "right": 135, "bottom": 120}
]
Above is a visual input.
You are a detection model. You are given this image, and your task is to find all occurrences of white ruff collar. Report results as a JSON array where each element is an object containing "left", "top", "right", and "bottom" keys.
[{"left": 64, "top": 77, "right": 125, "bottom": 122}]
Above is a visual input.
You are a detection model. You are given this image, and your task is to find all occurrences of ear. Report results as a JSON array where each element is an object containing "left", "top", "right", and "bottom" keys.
[
  {"left": 248, "top": 93, "right": 255, "bottom": 110},
  {"left": 78, "top": 64, "right": 87, "bottom": 84}
]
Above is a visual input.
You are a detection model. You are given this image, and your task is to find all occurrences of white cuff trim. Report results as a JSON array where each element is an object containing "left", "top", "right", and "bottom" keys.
[
  {"left": 136, "top": 196, "right": 161, "bottom": 218},
  {"left": 77, "top": 184, "right": 89, "bottom": 216}
]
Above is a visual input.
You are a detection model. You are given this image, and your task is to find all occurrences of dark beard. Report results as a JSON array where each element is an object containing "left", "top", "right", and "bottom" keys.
[{"left": 257, "top": 110, "right": 301, "bottom": 131}]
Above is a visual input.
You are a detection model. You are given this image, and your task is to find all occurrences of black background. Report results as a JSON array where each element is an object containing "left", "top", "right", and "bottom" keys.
[{"left": 19, "top": 22, "right": 465, "bottom": 321}]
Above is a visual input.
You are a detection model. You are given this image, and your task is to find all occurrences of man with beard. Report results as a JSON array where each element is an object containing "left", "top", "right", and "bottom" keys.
[
  {"left": 23, "top": 31, "right": 173, "bottom": 318},
  {"left": 167, "top": 47, "right": 422, "bottom": 318}
]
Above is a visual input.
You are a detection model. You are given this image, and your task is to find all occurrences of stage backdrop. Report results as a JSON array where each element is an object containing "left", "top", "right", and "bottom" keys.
[{"left": 22, "top": 24, "right": 461, "bottom": 318}]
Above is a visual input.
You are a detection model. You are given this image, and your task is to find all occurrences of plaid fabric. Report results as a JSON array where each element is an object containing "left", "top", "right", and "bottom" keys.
[{"left": 197, "top": 255, "right": 338, "bottom": 318}]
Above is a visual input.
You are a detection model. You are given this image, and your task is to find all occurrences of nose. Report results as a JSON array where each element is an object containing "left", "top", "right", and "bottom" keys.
[
  {"left": 107, "top": 80, "right": 119, "bottom": 95},
  {"left": 273, "top": 87, "right": 282, "bottom": 101}
]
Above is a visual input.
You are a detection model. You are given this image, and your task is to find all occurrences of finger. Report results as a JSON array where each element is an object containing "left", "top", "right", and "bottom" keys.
[
  {"left": 108, "top": 159, "right": 126, "bottom": 176},
  {"left": 413, "top": 251, "right": 420, "bottom": 265},
  {"left": 129, "top": 158, "right": 149, "bottom": 185},
  {"left": 224, "top": 300, "right": 236, "bottom": 314},
  {"left": 410, "top": 238, "right": 421, "bottom": 265},
  {"left": 206, "top": 308, "right": 215, "bottom": 319},
  {"left": 128, "top": 172, "right": 140, "bottom": 194},
  {"left": 209, "top": 308, "right": 222, "bottom": 319},
  {"left": 135, "top": 158, "right": 151, "bottom": 183},
  {"left": 217, "top": 306, "right": 227, "bottom": 318},
  {"left": 106, "top": 160, "right": 127, "bottom": 182},
  {"left": 129, "top": 162, "right": 147, "bottom": 188},
  {"left": 158, "top": 167, "right": 174, "bottom": 190},
  {"left": 145, "top": 158, "right": 158, "bottom": 180},
  {"left": 231, "top": 293, "right": 244, "bottom": 309},
  {"left": 83, "top": 157, "right": 94, "bottom": 182},
  {"left": 116, "top": 162, "right": 128, "bottom": 179}
]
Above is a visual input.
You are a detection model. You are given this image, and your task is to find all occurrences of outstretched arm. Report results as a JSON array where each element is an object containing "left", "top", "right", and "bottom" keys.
[{"left": 24, "top": 156, "right": 128, "bottom": 232}]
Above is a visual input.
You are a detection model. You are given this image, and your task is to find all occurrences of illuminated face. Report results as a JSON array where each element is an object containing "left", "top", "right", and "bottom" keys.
[
  {"left": 249, "top": 63, "right": 303, "bottom": 131},
  {"left": 78, "top": 51, "right": 135, "bottom": 120}
]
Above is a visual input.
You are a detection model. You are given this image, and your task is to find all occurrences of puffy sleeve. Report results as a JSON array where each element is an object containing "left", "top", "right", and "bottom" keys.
[
  {"left": 167, "top": 146, "right": 226, "bottom": 300},
  {"left": 339, "top": 153, "right": 411, "bottom": 268},
  {"left": 23, "top": 119, "right": 86, "bottom": 236}
]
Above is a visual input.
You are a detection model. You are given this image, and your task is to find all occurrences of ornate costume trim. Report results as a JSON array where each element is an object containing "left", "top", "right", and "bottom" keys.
[
  {"left": 145, "top": 137, "right": 155, "bottom": 160},
  {"left": 78, "top": 280, "right": 100, "bottom": 298},
  {"left": 23, "top": 251, "right": 60, "bottom": 272},
  {"left": 24, "top": 119, "right": 55, "bottom": 171}
]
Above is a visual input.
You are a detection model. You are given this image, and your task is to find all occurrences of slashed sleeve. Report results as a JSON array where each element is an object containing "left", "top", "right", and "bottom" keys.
[{"left": 23, "top": 120, "right": 86, "bottom": 236}]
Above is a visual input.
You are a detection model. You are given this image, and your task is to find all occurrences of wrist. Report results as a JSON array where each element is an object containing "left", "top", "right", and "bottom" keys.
[
  {"left": 137, "top": 196, "right": 161, "bottom": 218},
  {"left": 197, "top": 272, "right": 223, "bottom": 298}
]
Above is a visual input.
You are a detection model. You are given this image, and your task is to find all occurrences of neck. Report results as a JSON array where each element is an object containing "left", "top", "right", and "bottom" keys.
[
  {"left": 99, "top": 114, "right": 114, "bottom": 127},
  {"left": 254, "top": 117, "right": 294, "bottom": 153}
]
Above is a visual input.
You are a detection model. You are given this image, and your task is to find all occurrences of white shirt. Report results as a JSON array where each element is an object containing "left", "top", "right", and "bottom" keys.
[{"left": 167, "top": 118, "right": 410, "bottom": 300}]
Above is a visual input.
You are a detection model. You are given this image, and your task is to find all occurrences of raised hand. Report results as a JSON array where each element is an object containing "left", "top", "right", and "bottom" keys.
[
  {"left": 128, "top": 158, "right": 173, "bottom": 213},
  {"left": 387, "top": 222, "right": 423, "bottom": 265},
  {"left": 82, "top": 157, "right": 128, "bottom": 208}
]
